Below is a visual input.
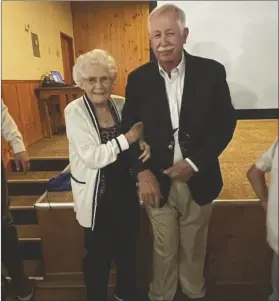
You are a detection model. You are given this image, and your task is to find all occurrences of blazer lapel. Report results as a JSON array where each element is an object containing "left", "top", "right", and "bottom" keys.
[
  {"left": 179, "top": 51, "right": 197, "bottom": 127},
  {"left": 150, "top": 62, "right": 174, "bottom": 138}
]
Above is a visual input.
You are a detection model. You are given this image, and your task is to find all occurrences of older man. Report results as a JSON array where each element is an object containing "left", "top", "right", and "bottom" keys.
[
  {"left": 1, "top": 99, "right": 33, "bottom": 300},
  {"left": 122, "top": 3, "right": 236, "bottom": 301}
]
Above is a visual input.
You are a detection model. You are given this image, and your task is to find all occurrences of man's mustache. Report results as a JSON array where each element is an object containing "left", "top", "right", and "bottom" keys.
[{"left": 157, "top": 46, "right": 175, "bottom": 52}]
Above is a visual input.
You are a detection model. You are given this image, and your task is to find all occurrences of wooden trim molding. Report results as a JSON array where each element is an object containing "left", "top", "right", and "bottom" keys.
[
  {"left": 2, "top": 80, "right": 40, "bottom": 84},
  {"left": 236, "top": 109, "right": 279, "bottom": 120}
]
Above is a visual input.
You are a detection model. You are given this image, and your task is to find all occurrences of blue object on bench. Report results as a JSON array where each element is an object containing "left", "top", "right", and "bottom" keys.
[{"left": 46, "top": 172, "right": 72, "bottom": 192}]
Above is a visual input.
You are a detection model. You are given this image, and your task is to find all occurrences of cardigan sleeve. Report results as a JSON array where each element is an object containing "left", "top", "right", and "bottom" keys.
[{"left": 64, "top": 104, "right": 129, "bottom": 169}]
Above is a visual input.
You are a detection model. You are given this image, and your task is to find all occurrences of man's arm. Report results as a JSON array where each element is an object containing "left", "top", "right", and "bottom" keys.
[
  {"left": 122, "top": 73, "right": 161, "bottom": 208},
  {"left": 1, "top": 99, "right": 29, "bottom": 172},
  {"left": 122, "top": 73, "right": 148, "bottom": 176},
  {"left": 187, "top": 64, "right": 237, "bottom": 173},
  {"left": 247, "top": 141, "right": 277, "bottom": 210},
  {"left": 164, "top": 63, "right": 236, "bottom": 181}
]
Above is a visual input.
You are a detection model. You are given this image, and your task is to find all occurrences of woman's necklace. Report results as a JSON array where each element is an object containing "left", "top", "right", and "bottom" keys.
[
  {"left": 103, "top": 119, "right": 109, "bottom": 128},
  {"left": 96, "top": 109, "right": 114, "bottom": 128}
]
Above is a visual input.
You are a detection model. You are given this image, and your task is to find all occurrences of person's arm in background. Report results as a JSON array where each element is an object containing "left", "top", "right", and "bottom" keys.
[
  {"left": 122, "top": 73, "right": 161, "bottom": 208},
  {"left": 247, "top": 141, "right": 277, "bottom": 211},
  {"left": 1, "top": 99, "right": 30, "bottom": 172}
]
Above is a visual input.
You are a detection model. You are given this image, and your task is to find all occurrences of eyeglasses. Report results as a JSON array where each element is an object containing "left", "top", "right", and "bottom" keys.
[{"left": 83, "top": 76, "right": 111, "bottom": 86}]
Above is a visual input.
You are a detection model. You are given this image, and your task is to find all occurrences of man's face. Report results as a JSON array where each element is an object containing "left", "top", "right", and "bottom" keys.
[{"left": 149, "top": 10, "right": 188, "bottom": 66}]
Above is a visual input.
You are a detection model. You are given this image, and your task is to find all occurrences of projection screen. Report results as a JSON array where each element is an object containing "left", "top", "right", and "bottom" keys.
[{"left": 156, "top": 1, "right": 278, "bottom": 110}]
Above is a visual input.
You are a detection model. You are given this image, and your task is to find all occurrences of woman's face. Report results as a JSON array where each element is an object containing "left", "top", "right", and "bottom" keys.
[{"left": 81, "top": 64, "right": 114, "bottom": 105}]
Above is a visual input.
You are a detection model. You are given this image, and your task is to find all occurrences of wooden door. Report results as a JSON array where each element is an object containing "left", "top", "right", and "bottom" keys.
[
  {"left": 60, "top": 33, "right": 75, "bottom": 125},
  {"left": 60, "top": 33, "right": 74, "bottom": 84}
]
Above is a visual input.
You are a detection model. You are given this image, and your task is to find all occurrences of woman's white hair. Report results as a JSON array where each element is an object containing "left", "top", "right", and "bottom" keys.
[
  {"left": 73, "top": 49, "right": 117, "bottom": 87},
  {"left": 149, "top": 4, "right": 186, "bottom": 33}
]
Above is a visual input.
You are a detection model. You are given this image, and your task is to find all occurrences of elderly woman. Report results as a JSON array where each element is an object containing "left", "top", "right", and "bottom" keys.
[{"left": 64, "top": 49, "right": 148, "bottom": 301}]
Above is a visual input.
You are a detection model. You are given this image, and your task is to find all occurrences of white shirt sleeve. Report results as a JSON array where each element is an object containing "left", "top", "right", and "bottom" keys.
[
  {"left": 185, "top": 158, "right": 199, "bottom": 172},
  {"left": 1, "top": 99, "right": 26, "bottom": 154},
  {"left": 255, "top": 140, "right": 278, "bottom": 172}
]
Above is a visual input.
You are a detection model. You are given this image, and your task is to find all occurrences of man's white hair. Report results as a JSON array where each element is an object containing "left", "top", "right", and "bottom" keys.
[
  {"left": 73, "top": 49, "right": 117, "bottom": 87},
  {"left": 148, "top": 3, "right": 186, "bottom": 33}
]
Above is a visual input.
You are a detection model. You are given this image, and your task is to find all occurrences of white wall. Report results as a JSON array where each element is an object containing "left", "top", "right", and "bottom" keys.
[{"left": 157, "top": 1, "right": 278, "bottom": 109}]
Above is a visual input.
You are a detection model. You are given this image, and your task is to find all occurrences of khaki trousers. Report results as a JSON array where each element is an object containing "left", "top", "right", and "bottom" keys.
[{"left": 146, "top": 181, "right": 213, "bottom": 300}]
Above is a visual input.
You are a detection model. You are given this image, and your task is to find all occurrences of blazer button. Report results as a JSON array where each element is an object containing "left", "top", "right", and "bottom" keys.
[{"left": 168, "top": 144, "right": 174, "bottom": 150}]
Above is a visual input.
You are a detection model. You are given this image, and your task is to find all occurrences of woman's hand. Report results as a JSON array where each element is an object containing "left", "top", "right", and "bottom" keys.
[
  {"left": 139, "top": 140, "right": 151, "bottom": 162},
  {"left": 125, "top": 122, "right": 144, "bottom": 144}
]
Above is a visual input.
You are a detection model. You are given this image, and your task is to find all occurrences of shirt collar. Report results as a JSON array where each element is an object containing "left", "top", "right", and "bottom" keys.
[{"left": 158, "top": 52, "right": 186, "bottom": 77}]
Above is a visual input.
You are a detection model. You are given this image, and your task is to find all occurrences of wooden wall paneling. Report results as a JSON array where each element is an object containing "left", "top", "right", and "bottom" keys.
[
  {"left": 29, "top": 82, "right": 44, "bottom": 140},
  {"left": 19, "top": 81, "right": 32, "bottom": 145},
  {"left": 122, "top": 2, "right": 150, "bottom": 94},
  {"left": 2, "top": 82, "right": 25, "bottom": 136},
  {"left": 2, "top": 82, "right": 24, "bottom": 166},
  {"left": 1, "top": 81, "right": 44, "bottom": 167},
  {"left": 137, "top": 202, "right": 273, "bottom": 296},
  {"left": 71, "top": 2, "right": 90, "bottom": 57},
  {"left": 16, "top": 82, "right": 43, "bottom": 146},
  {"left": 205, "top": 202, "right": 272, "bottom": 293},
  {"left": 71, "top": 1, "right": 150, "bottom": 96},
  {"left": 36, "top": 207, "right": 84, "bottom": 275}
]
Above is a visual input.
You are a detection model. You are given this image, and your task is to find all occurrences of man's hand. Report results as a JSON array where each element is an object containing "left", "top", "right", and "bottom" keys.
[
  {"left": 14, "top": 151, "right": 30, "bottom": 173},
  {"left": 125, "top": 122, "right": 144, "bottom": 145},
  {"left": 163, "top": 160, "right": 195, "bottom": 182},
  {"left": 137, "top": 169, "right": 160, "bottom": 208}
]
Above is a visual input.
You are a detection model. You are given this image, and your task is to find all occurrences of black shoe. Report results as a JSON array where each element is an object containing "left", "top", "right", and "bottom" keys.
[
  {"left": 114, "top": 294, "right": 124, "bottom": 301},
  {"left": 187, "top": 296, "right": 206, "bottom": 301},
  {"left": 2, "top": 276, "right": 10, "bottom": 300},
  {"left": 174, "top": 290, "right": 188, "bottom": 301},
  {"left": 12, "top": 275, "right": 34, "bottom": 301},
  {"left": 175, "top": 290, "right": 206, "bottom": 301}
]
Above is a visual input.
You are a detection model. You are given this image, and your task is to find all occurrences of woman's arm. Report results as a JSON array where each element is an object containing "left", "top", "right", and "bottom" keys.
[
  {"left": 65, "top": 106, "right": 129, "bottom": 169},
  {"left": 65, "top": 105, "right": 144, "bottom": 169}
]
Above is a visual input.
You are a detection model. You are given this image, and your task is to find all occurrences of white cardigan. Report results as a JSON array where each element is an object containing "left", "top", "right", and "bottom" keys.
[{"left": 64, "top": 95, "right": 130, "bottom": 229}]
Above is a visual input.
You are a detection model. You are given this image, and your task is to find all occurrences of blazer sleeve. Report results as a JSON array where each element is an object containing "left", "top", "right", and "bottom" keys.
[
  {"left": 188, "top": 64, "right": 237, "bottom": 172},
  {"left": 122, "top": 73, "right": 148, "bottom": 176},
  {"left": 65, "top": 105, "right": 129, "bottom": 170}
]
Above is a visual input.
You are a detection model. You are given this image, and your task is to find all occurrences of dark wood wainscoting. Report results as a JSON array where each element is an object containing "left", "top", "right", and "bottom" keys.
[{"left": 1, "top": 80, "right": 43, "bottom": 166}]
